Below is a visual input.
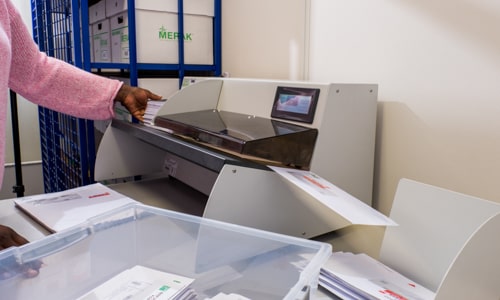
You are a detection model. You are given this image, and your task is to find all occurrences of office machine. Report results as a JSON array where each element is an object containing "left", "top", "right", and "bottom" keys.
[{"left": 95, "top": 78, "right": 378, "bottom": 238}]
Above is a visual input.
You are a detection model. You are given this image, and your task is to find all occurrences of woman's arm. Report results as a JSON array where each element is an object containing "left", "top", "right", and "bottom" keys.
[{"left": 7, "top": 0, "right": 121, "bottom": 120}]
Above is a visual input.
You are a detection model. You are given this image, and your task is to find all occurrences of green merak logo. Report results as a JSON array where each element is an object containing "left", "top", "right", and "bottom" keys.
[{"left": 158, "top": 26, "right": 193, "bottom": 41}]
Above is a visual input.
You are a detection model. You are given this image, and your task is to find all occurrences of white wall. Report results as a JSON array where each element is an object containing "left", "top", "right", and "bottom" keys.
[
  {"left": 221, "top": 0, "right": 309, "bottom": 80},
  {"left": 308, "top": 0, "right": 500, "bottom": 214}
]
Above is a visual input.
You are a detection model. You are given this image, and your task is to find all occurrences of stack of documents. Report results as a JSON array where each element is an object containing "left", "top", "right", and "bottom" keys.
[
  {"left": 14, "top": 183, "right": 137, "bottom": 232},
  {"left": 319, "top": 252, "right": 435, "bottom": 300},
  {"left": 143, "top": 99, "right": 167, "bottom": 125},
  {"left": 77, "top": 265, "right": 197, "bottom": 300},
  {"left": 270, "top": 167, "right": 397, "bottom": 226}
]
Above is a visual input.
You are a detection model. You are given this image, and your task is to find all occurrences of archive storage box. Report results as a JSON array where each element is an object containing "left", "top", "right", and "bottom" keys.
[
  {"left": 89, "top": 0, "right": 107, "bottom": 24},
  {"left": 92, "top": 20, "right": 112, "bottom": 62},
  {"left": 89, "top": 1, "right": 111, "bottom": 62},
  {"left": 106, "top": 0, "right": 214, "bottom": 64},
  {"left": 0, "top": 204, "right": 331, "bottom": 299}
]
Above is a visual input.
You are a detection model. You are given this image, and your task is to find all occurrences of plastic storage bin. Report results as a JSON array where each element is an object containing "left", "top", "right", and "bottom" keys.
[{"left": 0, "top": 204, "right": 331, "bottom": 299}]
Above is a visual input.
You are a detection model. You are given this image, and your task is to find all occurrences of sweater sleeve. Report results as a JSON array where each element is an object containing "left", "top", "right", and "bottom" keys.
[{"left": 7, "top": 1, "right": 122, "bottom": 120}]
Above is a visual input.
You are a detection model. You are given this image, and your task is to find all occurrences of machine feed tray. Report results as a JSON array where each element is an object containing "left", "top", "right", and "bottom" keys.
[{"left": 155, "top": 110, "right": 318, "bottom": 168}]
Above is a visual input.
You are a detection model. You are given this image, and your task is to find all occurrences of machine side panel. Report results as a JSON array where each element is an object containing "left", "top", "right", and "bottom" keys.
[
  {"left": 380, "top": 178, "right": 500, "bottom": 292},
  {"left": 204, "top": 165, "right": 350, "bottom": 238},
  {"left": 156, "top": 79, "right": 224, "bottom": 116},
  {"left": 95, "top": 125, "right": 166, "bottom": 181},
  {"left": 311, "top": 84, "right": 378, "bottom": 204},
  {"left": 435, "top": 212, "right": 500, "bottom": 299}
]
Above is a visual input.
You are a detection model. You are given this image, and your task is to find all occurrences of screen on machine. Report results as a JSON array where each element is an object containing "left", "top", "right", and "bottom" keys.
[{"left": 271, "top": 86, "right": 320, "bottom": 124}]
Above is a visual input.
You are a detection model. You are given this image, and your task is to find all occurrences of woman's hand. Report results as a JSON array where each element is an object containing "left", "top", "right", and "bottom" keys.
[
  {"left": 0, "top": 225, "right": 42, "bottom": 278},
  {"left": 114, "top": 84, "right": 162, "bottom": 122},
  {"left": 0, "top": 225, "right": 28, "bottom": 250}
]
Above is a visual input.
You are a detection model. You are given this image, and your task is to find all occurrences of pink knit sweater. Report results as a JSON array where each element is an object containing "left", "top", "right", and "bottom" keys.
[{"left": 0, "top": 0, "right": 122, "bottom": 186}]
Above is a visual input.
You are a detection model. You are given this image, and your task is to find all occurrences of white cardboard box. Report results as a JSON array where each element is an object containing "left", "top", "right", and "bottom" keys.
[
  {"left": 92, "top": 19, "right": 111, "bottom": 62},
  {"left": 109, "top": 14, "right": 129, "bottom": 63},
  {"left": 89, "top": 0, "right": 107, "bottom": 24},
  {"left": 183, "top": 0, "right": 215, "bottom": 17},
  {"left": 106, "top": 0, "right": 214, "bottom": 64}
]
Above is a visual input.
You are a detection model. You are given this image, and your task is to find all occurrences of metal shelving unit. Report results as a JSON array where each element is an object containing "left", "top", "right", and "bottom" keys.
[
  {"left": 83, "top": 0, "right": 222, "bottom": 87},
  {"left": 31, "top": 0, "right": 222, "bottom": 192}
]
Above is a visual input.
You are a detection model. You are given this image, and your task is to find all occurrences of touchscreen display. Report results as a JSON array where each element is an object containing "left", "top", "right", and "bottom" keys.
[
  {"left": 271, "top": 86, "right": 320, "bottom": 124},
  {"left": 276, "top": 94, "right": 313, "bottom": 115}
]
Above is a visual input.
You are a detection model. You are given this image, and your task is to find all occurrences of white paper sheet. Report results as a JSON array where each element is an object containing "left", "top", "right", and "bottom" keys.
[
  {"left": 144, "top": 99, "right": 167, "bottom": 125},
  {"left": 269, "top": 167, "right": 397, "bottom": 226}
]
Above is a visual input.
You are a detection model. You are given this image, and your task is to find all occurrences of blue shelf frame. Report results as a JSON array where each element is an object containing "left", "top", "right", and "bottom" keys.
[
  {"left": 31, "top": 0, "right": 96, "bottom": 192},
  {"left": 31, "top": 0, "right": 222, "bottom": 192}
]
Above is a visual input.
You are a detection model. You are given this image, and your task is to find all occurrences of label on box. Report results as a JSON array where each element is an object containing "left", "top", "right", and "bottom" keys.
[{"left": 76, "top": 265, "right": 195, "bottom": 300}]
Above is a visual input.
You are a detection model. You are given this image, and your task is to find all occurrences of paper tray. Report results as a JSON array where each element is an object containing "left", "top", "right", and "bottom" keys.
[
  {"left": 154, "top": 110, "right": 318, "bottom": 168},
  {"left": 0, "top": 203, "right": 331, "bottom": 300}
]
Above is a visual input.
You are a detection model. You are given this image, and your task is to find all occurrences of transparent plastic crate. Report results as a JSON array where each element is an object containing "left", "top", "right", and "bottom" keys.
[{"left": 0, "top": 203, "right": 331, "bottom": 299}]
